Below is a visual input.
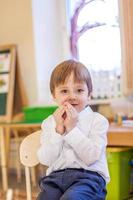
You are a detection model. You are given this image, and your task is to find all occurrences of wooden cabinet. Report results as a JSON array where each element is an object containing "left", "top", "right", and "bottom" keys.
[{"left": 119, "top": 0, "right": 133, "bottom": 95}]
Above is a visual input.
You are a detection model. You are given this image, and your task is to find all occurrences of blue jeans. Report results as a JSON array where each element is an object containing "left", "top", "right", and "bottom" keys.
[{"left": 37, "top": 168, "right": 106, "bottom": 200}]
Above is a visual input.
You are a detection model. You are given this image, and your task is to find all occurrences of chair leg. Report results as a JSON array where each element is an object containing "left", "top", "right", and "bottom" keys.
[
  {"left": 6, "top": 189, "right": 13, "bottom": 200},
  {"left": 0, "top": 127, "right": 8, "bottom": 191},
  {"left": 31, "top": 167, "right": 36, "bottom": 187},
  {"left": 25, "top": 166, "right": 32, "bottom": 200},
  {"left": 13, "top": 129, "right": 22, "bottom": 183}
]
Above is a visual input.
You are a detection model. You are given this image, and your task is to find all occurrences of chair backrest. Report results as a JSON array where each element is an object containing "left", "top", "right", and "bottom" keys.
[{"left": 20, "top": 130, "right": 41, "bottom": 167}]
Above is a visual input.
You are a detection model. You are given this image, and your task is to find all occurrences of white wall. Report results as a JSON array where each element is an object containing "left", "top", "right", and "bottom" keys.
[
  {"left": 0, "top": 0, "right": 38, "bottom": 105},
  {"left": 32, "top": 0, "right": 70, "bottom": 105}
]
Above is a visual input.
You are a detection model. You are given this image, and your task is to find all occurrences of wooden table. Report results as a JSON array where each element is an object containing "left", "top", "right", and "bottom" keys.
[
  {"left": 0, "top": 122, "right": 41, "bottom": 192},
  {"left": 108, "top": 123, "right": 133, "bottom": 147}
]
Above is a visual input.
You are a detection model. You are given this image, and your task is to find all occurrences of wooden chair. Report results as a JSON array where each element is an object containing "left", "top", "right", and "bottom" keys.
[{"left": 19, "top": 130, "right": 41, "bottom": 200}]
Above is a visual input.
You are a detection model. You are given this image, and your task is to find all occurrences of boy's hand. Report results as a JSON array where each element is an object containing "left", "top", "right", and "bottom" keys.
[
  {"left": 63, "top": 103, "right": 78, "bottom": 133},
  {"left": 53, "top": 107, "right": 65, "bottom": 135}
]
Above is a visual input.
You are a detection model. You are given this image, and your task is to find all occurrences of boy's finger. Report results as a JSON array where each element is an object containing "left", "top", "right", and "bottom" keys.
[{"left": 65, "top": 107, "right": 72, "bottom": 118}]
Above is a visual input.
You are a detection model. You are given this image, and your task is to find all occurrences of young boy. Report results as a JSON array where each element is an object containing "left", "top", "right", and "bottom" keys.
[{"left": 37, "top": 60, "right": 110, "bottom": 200}]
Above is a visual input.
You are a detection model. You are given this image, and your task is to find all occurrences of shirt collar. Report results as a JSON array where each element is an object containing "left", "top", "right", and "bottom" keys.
[{"left": 78, "top": 105, "right": 93, "bottom": 119}]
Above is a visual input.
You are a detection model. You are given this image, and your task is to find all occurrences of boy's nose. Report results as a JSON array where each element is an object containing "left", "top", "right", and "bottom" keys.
[{"left": 68, "top": 92, "right": 76, "bottom": 99}]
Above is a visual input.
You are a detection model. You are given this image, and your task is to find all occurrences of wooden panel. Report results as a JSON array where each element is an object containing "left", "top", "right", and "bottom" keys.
[
  {"left": 108, "top": 124, "right": 133, "bottom": 146},
  {"left": 119, "top": 0, "right": 133, "bottom": 95}
]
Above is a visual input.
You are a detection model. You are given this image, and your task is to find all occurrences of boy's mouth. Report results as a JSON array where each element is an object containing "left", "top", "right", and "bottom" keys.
[
  {"left": 63, "top": 101, "right": 78, "bottom": 107},
  {"left": 70, "top": 103, "right": 78, "bottom": 107}
]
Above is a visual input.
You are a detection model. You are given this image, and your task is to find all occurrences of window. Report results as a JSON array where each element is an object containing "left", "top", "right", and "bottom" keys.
[{"left": 68, "top": 0, "right": 122, "bottom": 103}]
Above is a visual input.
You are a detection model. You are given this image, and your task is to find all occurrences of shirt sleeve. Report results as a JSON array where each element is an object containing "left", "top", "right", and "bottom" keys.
[
  {"left": 37, "top": 116, "right": 63, "bottom": 166},
  {"left": 64, "top": 113, "right": 109, "bottom": 166}
]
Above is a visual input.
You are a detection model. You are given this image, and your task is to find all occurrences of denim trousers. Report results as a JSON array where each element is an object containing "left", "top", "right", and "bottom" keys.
[{"left": 37, "top": 168, "right": 107, "bottom": 200}]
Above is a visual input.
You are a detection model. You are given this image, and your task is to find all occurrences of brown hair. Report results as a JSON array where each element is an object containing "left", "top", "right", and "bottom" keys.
[{"left": 50, "top": 59, "right": 92, "bottom": 95}]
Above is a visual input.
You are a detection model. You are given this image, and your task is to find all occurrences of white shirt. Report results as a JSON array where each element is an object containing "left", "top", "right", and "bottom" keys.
[{"left": 37, "top": 106, "right": 110, "bottom": 183}]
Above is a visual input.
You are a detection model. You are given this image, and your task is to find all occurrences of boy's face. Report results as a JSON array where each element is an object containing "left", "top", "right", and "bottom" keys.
[{"left": 52, "top": 73, "right": 90, "bottom": 112}]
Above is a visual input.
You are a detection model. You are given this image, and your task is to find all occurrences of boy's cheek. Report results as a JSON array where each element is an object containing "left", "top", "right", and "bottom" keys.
[{"left": 61, "top": 100, "right": 69, "bottom": 105}]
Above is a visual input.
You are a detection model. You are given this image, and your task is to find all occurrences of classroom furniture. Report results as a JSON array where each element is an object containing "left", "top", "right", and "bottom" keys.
[
  {"left": 0, "top": 45, "right": 16, "bottom": 122},
  {"left": 20, "top": 130, "right": 41, "bottom": 200},
  {"left": 0, "top": 122, "right": 41, "bottom": 193},
  {"left": 107, "top": 123, "right": 133, "bottom": 146},
  {"left": 0, "top": 44, "right": 29, "bottom": 198},
  {"left": 106, "top": 147, "right": 133, "bottom": 200}
]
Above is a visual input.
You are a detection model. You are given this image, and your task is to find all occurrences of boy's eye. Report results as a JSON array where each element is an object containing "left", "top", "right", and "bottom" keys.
[
  {"left": 77, "top": 89, "right": 84, "bottom": 93},
  {"left": 61, "top": 89, "right": 68, "bottom": 94}
]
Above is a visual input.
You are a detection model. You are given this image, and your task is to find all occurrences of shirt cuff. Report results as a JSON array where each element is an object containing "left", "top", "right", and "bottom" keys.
[{"left": 64, "top": 127, "right": 86, "bottom": 146}]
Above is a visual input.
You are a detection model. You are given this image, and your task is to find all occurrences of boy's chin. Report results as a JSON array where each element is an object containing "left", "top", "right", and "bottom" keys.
[
  {"left": 74, "top": 105, "right": 88, "bottom": 112},
  {"left": 73, "top": 106, "right": 81, "bottom": 112}
]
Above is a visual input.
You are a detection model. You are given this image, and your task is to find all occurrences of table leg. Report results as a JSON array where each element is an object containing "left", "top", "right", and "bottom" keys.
[{"left": 0, "top": 127, "right": 8, "bottom": 191}]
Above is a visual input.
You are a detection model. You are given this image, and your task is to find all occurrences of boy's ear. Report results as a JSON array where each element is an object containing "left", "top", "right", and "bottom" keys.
[{"left": 88, "top": 93, "right": 91, "bottom": 101}]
